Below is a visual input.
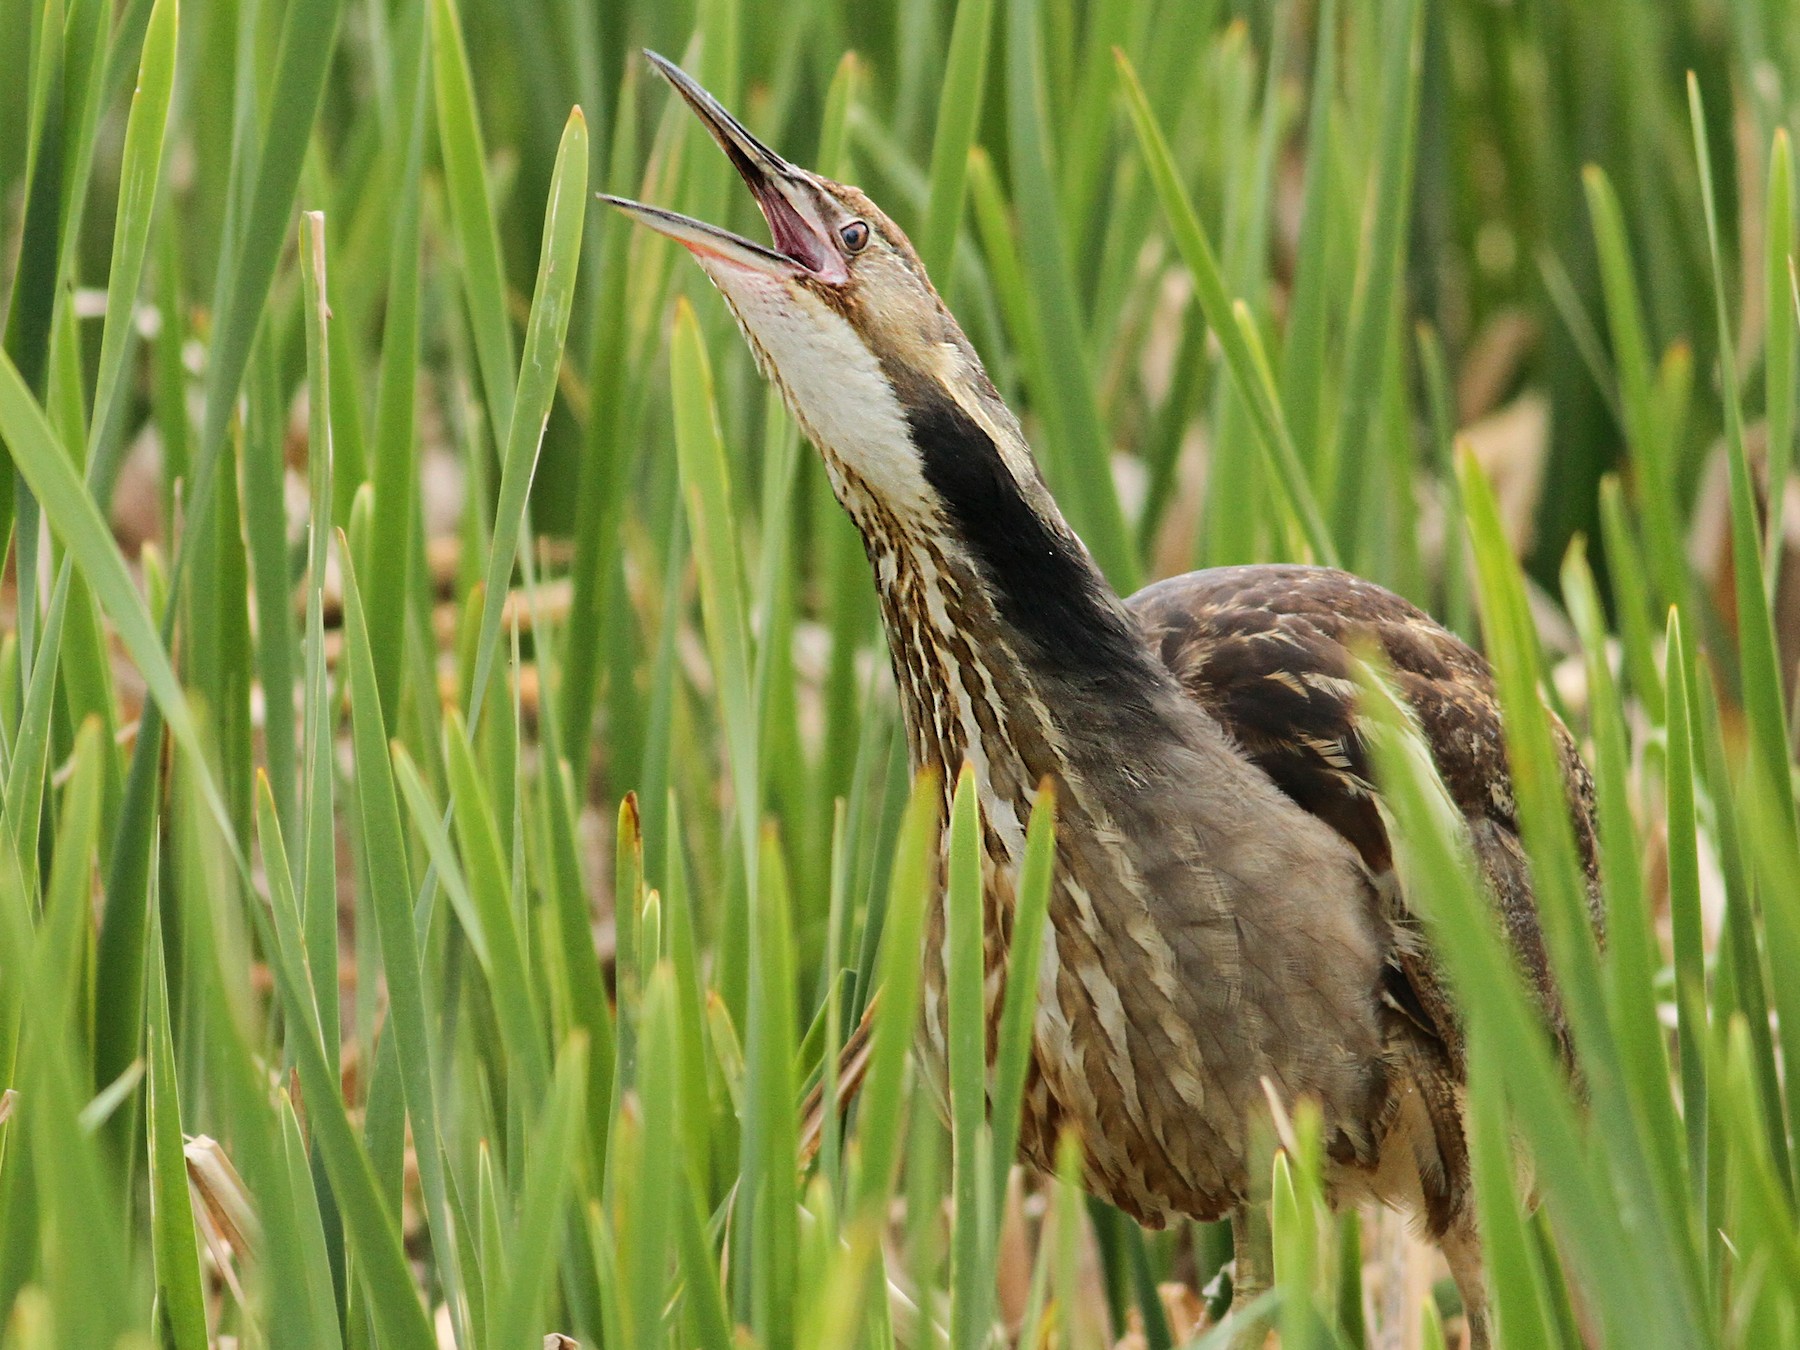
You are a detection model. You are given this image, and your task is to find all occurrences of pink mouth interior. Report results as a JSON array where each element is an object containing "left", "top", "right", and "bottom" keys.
[{"left": 751, "top": 182, "right": 830, "bottom": 273}]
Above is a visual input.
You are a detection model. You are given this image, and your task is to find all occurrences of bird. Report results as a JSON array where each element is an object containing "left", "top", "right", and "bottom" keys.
[{"left": 606, "top": 51, "right": 1601, "bottom": 1348}]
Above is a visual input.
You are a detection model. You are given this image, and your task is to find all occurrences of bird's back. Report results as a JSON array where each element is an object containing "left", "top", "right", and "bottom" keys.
[
  {"left": 1128, "top": 562, "right": 1599, "bottom": 1097},
  {"left": 1115, "top": 564, "right": 1597, "bottom": 1246}
]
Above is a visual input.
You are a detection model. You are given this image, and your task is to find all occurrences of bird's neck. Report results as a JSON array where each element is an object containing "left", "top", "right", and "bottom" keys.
[
  {"left": 827, "top": 384, "right": 1170, "bottom": 817},
  {"left": 866, "top": 535, "right": 1139, "bottom": 794}
]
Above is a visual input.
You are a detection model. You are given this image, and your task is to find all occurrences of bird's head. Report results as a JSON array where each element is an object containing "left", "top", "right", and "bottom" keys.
[
  {"left": 605, "top": 54, "right": 1148, "bottom": 687},
  {"left": 604, "top": 52, "right": 1052, "bottom": 535}
]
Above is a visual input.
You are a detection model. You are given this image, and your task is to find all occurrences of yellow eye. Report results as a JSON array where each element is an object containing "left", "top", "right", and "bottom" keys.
[{"left": 840, "top": 220, "right": 870, "bottom": 253}]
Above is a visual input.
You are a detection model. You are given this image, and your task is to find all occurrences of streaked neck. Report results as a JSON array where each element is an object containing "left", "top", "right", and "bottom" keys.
[{"left": 832, "top": 388, "right": 1168, "bottom": 800}]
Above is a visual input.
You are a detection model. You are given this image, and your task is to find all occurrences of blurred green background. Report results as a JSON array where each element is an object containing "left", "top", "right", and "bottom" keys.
[{"left": 1, "top": 0, "right": 1797, "bottom": 1345}]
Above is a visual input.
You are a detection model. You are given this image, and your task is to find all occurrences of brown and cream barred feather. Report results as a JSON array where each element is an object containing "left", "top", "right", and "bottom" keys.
[
  {"left": 1131, "top": 564, "right": 1601, "bottom": 1065},
  {"left": 1130, "top": 564, "right": 1601, "bottom": 1235},
  {"left": 806, "top": 562, "right": 1600, "bottom": 1237}
]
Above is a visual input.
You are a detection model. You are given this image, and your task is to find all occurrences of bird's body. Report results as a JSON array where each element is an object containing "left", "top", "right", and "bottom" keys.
[{"left": 610, "top": 56, "right": 1600, "bottom": 1347}]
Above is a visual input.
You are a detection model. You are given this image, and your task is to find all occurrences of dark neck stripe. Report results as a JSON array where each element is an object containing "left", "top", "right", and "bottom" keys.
[{"left": 900, "top": 386, "right": 1153, "bottom": 687}]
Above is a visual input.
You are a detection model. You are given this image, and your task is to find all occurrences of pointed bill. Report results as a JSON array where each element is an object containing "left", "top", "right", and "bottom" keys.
[
  {"left": 643, "top": 49, "right": 792, "bottom": 183},
  {"left": 606, "top": 52, "right": 849, "bottom": 284},
  {"left": 596, "top": 193, "right": 803, "bottom": 278}
]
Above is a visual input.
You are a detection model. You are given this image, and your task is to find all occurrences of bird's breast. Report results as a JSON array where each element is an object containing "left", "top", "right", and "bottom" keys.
[{"left": 877, "top": 539, "right": 1393, "bottom": 1226}]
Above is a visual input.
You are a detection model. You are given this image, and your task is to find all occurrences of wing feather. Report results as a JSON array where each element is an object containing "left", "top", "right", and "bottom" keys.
[{"left": 1128, "top": 564, "right": 1599, "bottom": 1069}]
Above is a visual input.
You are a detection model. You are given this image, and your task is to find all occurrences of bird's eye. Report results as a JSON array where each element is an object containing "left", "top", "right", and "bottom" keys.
[{"left": 839, "top": 220, "right": 871, "bottom": 253}]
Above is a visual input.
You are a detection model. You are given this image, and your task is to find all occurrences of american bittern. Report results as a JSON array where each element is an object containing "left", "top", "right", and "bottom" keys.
[{"left": 607, "top": 53, "right": 1600, "bottom": 1348}]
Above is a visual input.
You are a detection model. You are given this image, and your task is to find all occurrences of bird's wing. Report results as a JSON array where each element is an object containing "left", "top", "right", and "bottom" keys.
[{"left": 1127, "top": 564, "right": 1599, "bottom": 1069}]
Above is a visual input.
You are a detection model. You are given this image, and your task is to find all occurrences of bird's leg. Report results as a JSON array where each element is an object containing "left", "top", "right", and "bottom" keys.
[
  {"left": 1440, "top": 1216, "right": 1490, "bottom": 1350},
  {"left": 1228, "top": 1205, "right": 1274, "bottom": 1347}
]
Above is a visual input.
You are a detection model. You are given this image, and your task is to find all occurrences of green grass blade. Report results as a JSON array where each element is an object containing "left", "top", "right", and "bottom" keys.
[
  {"left": 1281, "top": 0, "right": 1341, "bottom": 468},
  {"left": 1271, "top": 1110, "right": 1322, "bottom": 1348},
  {"left": 473, "top": 1143, "right": 506, "bottom": 1342},
  {"left": 1358, "top": 651, "right": 1679, "bottom": 1350},
  {"left": 1765, "top": 129, "right": 1796, "bottom": 587},
  {"left": 297, "top": 211, "right": 342, "bottom": 1064},
  {"left": 1693, "top": 662, "right": 1790, "bottom": 1188},
  {"left": 660, "top": 791, "right": 719, "bottom": 1190},
  {"left": 670, "top": 298, "right": 760, "bottom": 881},
  {"left": 243, "top": 323, "right": 297, "bottom": 855},
  {"left": 0, "top": 350, "right": 237, "bottom": 861},
  {"left": 1, "top": 1, "right": 66, "bottom": 443},
  {"left": 1582, "top": 166, "right": 1688, "bottom": 612},
  {"left": 277, "top": 1093, "right": 347, "bottom": 1350},
  {"left": 1736, "top": 737, "right": 1800, "bottom": 1213},
  {"left": 1538, "top": 247, "right": 1623, "bottom": 429},
  {"left": 0, "top": 818, "right": 26, "bottom": 1095},
  {"left": 1115, "top": 49, "right": 1336, "bottom": 567},
  {"left": 1053, "top": 0, "right": 1133, "bottom": 282},
  {"left": 366, "top": 21, "right": 431, "bottom": 723},
  {"left": 188, "top": 349, "right": 254, "bottom": 836},
  {"left": 522, "top": 663, "right": 615, "bottom": 1180},
  {"left": 53, "top": 556, "right": 122, "bottom": 814},
  {"left": 1662, "top": 609, "right": 1709, "bottom": 1220},
  {"left": 747, "top": 393, "right": 804, "bottom": 880},
  {"left": 255, "top": 773, "right": 326, "bottom": 1055},
  {"left": 625, "top": 970, "right": 681, "bottom": 1345},
  {"left": 1690, "top": 77, "right": 1800, "bottom": 1194},
  {"left": 50, "top": 0, "right": 111, "bottom": 280},
  {"left": 967, "top": 143, "right": 1049, "bottom": 401},
  {"left": 90, "top": 690, "right": 159, "bottom": 1119},
  {"left": 946, "top": 764, "right": 988, "bottom": 1350},
  {"left": 339, "top": 539, "right": 471, "bottom": 1348},
  {"left": 15, "top": 722, "right": 135, "bottom": 1345},
  {"left": 84, "top": 0, "right": 176, "bottom": 471},
  {"left": 3, "top": 560, "right": 70, "bottom": 888},
  {"left": 1562, "top": 544, "right": 1693, "bottom": 1239},
  {"left": 851, "top": 769, "right": 939, "bottom": 1221},
  {"left": 248, "top": 782, "right": 435, "bottom": 1350},
  {"left": 1457, "top": 450, "right": 1710, "bottom": 1346},
  {"left": 490, "top": 1033, "right": 588, "bottom": 1349},
  {"left": 561, "top": 63, "right": 644, "bottom": 780},
  {"left": 145, "top": 878, "right": 209, "bottom": 1350},
  {"left": 431, "top": 0, "right": 519, "bottom": 450},
  {"left": 1415, "top": 322, "right": 1473, "bottom": 637},
  {"left": 190, "top": 0, "right": 347, "bottom": 553},
  {"left": 987, "top": 782, "right": 1053, "bottom": 1217},
  {"left": 1688, "top": 76, "right": 1796, "bottom": 851},
  {"left": 1595, "top": 477, "right": 1664, "bottom": 722},
  {"left": 1711, "top": 1019, "right": 1800, "bottom": 1322},
  {"left": 744, "top": 826, "right": 800, "bottom": 1346},
  {"left": 1324, "top": 0, "right": 1423, "bottom": 555},
  {"left": 918, "top": 0, "right": 996, "bottom": 279},
  {"left": 418, "top": 717, "right": 549, "bottom": 1097},
  {"left": 818, "top": 49, "right": 859, "bottom": 177},
  {"left": 465, "top": 107, "right": 587, "bottom": 732},
  {"left": 1002, "top": 0, "right": 1136, "bottom": 589},
  {"left": 35, "top": 716, "right": 104, "bottom": 1103}
]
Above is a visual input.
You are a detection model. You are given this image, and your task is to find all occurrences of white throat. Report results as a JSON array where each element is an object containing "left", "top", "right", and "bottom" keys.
[{"left": 700, "top": 260, "right": 938, "bottom": 521}]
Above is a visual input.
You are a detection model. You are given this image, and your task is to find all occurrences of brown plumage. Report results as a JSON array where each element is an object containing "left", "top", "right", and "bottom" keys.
[
  {"left": 1132, "top": 565, "right": 1600, "bottom": 1232},
  {"left": 1133, "top": 564, "right": 1601, "bottom": 1068},
  {"left": 611, "top": 54, "right": 1602, "bottom": 1349}
]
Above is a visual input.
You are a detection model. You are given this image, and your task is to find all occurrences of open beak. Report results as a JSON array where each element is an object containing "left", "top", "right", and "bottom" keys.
[{"left": 599, "top": 52, "right": 845, "bottom": 283}]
